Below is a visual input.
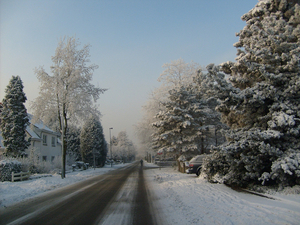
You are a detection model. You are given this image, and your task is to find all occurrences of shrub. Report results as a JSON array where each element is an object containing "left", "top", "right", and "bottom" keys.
[{"left": 0, "top": 159, "right": 22, "bottom": 182}]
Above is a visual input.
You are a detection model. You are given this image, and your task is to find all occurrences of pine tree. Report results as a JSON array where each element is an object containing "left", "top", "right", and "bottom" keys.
[
  {"left": 152, "top": 86, "right": 207, "bottom": 158},
  {"left": 80, "top": 117, "right": 107, "bottom": 167},
  {"left": 66, "top": 125, "right": 81, "bottom": 161},
  {"left": 203, "top": 0, "right": 300, "bottom": 188},
  {"left": 0, "top": 76, "right": 30, "bottom": 157}
]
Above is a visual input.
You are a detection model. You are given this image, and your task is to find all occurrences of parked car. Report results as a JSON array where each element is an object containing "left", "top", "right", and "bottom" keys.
[{"left": 186, "top": 154, "right": 210, "bottom": 176}]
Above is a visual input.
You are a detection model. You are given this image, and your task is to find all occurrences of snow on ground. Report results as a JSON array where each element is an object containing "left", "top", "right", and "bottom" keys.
[
  {"left": 1, "top": 162, "right": 300, "bottom": 225},
  {"left": 0, "top": 164, "right": 128, "bottom": 209},
  {"left": 144, "top": 162, "right": 300, "bottom": 225}
]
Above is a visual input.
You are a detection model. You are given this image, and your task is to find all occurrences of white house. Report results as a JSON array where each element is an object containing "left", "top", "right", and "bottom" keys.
[{"left": 0, "top": 114, "right": 62, "bottom": 161}]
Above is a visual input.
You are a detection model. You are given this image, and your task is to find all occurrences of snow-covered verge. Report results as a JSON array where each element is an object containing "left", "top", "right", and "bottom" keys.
[
  {"left": 0, "top": 164, "right": 128, "bottom": 209},
  {"left": 1, "top": 162, "right": 300, "bottom": 225},
  {"left": 144, "top": 163, "right": 300, "bottom": 225}
]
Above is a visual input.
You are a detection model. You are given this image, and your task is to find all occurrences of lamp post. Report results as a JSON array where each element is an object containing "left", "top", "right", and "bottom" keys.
[{"left": 109, "top": 127, "right": 113, "bottom": 167}]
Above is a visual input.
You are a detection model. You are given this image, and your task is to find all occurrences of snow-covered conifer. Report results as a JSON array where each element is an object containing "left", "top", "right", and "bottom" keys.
[
  {"left": 136, "top": 59, "right": 201, "bottom": 158},
  {"left": 0, "top": 76, "right": 30, "bottom": 157},
  {"left": 80, "top": 117, "right": 107, "bottom": 167},
  {"left": 152, "top": 85, "right": 210, "bottom": 157},
  {"left": 66, "top": 125, "right": 81, "bottom": 161},
  {"left": 203, "top": 0, "right": 300, "bottom": 188}
]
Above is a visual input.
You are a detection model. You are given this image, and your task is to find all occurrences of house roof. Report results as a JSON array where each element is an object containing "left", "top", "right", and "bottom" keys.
[
  {"left": 28, "top": 114, "right": 58, "bottom": 134},
  {"left": 26, "top": 125, "right": 40, "bottom": 140}
]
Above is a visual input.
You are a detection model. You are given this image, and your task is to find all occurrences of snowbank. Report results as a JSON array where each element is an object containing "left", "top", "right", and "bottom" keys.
[
  {"left": 144, "top": 163, "right": 300, "bottom": 225},
  {"left": 0, "top": 164, "right": 127, "bottom": 208}
]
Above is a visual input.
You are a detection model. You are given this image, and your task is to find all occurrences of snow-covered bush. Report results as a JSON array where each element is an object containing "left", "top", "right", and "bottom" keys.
[
  {"left": 0, "top": 159, "right": 22, "bottom": 182},
  {"left": 203, "top": 0, "right": 300, "bottom": 188}
]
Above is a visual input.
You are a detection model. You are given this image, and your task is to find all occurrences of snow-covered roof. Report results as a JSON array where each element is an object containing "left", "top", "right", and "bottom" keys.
[
  {"left": 26, "top": 125, "right": 40, "bottom": 140},
  {"left": 28, "top": 114, "right": 60, "bottom": 136}
]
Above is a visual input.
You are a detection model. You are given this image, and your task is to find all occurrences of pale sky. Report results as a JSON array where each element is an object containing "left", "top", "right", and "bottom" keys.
[{"left": 0, "top": 0, "right": 258, "bottom": 146}]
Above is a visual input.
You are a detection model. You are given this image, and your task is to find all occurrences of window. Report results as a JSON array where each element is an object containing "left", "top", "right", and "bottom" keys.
[
  {"left": 52, "top": 137, "right": 56, "bottom": 147},
  {"left": 43, "top": 134, "right": 47, "bottom": 145},
  {"left": 42, "top": 156, "right": 47, "bottom": 161},
  {"left": 51, "top": 156, "right": 55, "bottom": 162}
]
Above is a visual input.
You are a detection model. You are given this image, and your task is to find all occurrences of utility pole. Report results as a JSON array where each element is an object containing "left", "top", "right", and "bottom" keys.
[
  {"left": 109, "top": 127, "right": 113, "bottom": 167},
  {"left": 61, "top": 116, "right": 65, "bottom": 179},
  {"left": 93, "top": 147, "right": 96, "bottom": 170}
]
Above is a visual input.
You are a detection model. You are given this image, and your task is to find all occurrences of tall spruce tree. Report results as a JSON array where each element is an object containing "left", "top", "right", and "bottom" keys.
[
  {"left": 66, "top": 125, "right": 82, "bottom": 161},
  {"left": 152, "top": 85, "right": 211, "bottom": 158},
  {"left": 203, "top": 0, "right": 300, "bottom": 188},
  {"left": 0, "top": 76, "right": 30, "bottom": 157},
  {"left": 80, "top": 117, "right": 107, "bottom": 167}
]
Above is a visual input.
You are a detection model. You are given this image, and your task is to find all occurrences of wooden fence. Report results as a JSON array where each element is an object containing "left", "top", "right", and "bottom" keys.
[{"left": 12, "top": 171, "right": 30, "bottom": 182}]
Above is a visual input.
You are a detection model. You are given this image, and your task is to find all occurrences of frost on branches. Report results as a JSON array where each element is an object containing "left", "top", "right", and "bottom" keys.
[
  {"left": 0, "top": 76, "right": 30, "bottom": 157},
  {"left": 111, "top": 131, "right": 136, "bottom": 163},
  {"left": 152, "top": 83, "right": 221, "bottom": 158},
  {"left": 31, "top": 36, "right": 107, "bottom": 177},
  {"left": 203, "top": 0, "right": 300, "bottom": 188}
]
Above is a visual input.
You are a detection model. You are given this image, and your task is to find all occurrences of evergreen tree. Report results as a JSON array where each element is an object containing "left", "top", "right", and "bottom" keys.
[
  {"left": 136, "top": 59, "right": 201, "bottom": 159},
  {"left": 203, "top": 0, "right": 300, "bottom": 188},
  {"left": 0, "top": 76, "right": 30, "bottom": 157},
  {"left": 66, "top": 125, "right": 81, "bottom": 161},
  {"left": 152, "top": 85, "right": 208, "bottom": 158},
  {"left": 80, "top": 117, "right": 107, "bottom": 167}
]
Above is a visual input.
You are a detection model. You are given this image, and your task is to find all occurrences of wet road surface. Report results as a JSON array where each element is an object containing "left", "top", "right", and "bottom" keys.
[{"left": 0, "top": 162, "right": 158, "bottom": 225}]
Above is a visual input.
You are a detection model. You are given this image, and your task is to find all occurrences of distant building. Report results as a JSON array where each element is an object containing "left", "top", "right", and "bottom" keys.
[{"left": 0, "top": 114, "right": 62, "bottom": 161}]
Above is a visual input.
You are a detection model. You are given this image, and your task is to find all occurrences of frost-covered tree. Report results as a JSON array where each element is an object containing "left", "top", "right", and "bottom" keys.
[
  {"left": 203, "top": 0, "right": 300, "bottom": 188},
  {"left": 80, "top": 117, "right": 107, "bottom": 167},
  {"left": 158, "top": 58, "right": 201, "bottom": 88},
  {"left": 152, "top": 85, "right": 209, "bottom": 158},
  {"left": 136, "top": 59, "right": 201, "bottom": 157},
  {"left": 0, "top": 76, "right": 30, "bottom": 157},
  {"left": 32, "top": 36, "right": 107, "bottom": 178},
  {"left": 192, "top": 67, "right": 228, "bottom": 150},
  {"left": 112, "top": 131, "right": 136, "bottom": 162}
]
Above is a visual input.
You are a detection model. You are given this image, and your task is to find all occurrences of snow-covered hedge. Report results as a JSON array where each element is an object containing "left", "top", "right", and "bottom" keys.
[
  {"left": 0, "top": 154, "right": 76, "bottom": 180},
  {"left": 0, "top": 159, "right": 22, "bottom": 182}
]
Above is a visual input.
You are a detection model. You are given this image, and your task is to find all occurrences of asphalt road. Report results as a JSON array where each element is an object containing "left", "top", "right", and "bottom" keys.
[{"left": 0, "top": 162, "right": 159, "bottom": 225}]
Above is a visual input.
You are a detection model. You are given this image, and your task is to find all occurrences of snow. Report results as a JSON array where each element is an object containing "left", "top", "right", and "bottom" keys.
[
  {"left": 0, "top": 164, "right": 127, "bottom": 209},
  {"left": 144, "top": 163, "right": 300, "bottom": 225},
  {"left": 1, "top": 162, "right": 300, "bottom": 224}
]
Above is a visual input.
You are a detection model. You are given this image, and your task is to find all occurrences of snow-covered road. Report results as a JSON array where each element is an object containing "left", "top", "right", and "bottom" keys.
[{"left": 1, "top": 162, "right": 300, "bottom": 225}]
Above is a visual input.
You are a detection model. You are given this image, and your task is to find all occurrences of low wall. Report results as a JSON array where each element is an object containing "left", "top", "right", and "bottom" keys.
[{"left": 155, "top": 161, "right": 176, "bottom": 167}]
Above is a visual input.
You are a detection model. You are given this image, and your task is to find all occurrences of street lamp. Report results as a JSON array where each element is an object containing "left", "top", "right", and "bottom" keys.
[{"left": 109, "top": 127, "right": 113, "bottom": 167}]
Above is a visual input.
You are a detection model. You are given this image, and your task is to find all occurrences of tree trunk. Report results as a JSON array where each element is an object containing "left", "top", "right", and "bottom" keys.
[{"left": 61, "top": 107, "right": 68, "bottom": 179}]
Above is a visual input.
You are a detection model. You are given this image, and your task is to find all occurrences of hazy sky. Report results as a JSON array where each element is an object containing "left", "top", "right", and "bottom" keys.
[{"left": 0, "top": 0, "right": 258, "bottom": 146}]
